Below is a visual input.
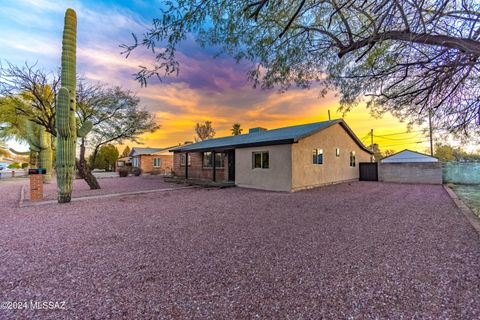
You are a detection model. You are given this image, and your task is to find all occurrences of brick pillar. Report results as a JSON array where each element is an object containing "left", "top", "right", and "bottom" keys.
[{"left": 30, "top": 174, "right": 44, "bottom": 201}]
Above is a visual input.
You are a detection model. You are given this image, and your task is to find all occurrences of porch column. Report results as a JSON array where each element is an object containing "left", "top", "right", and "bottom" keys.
[
  {"left": 212, "top": 151, "right": 216, "bottom": 182},
  {"left": 185, "top": 152, "right": 188, "bottom": 179}
]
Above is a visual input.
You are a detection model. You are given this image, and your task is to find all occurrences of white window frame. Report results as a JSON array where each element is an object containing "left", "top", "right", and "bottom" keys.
[
  {"left": 312, "top": 148, "right": 324, "bottom": 165},
  {"left": 252, "top": 151, "right": 269, "bottom": 169},
  {"left": 350, "top": 151, "right": 356, "bottom": 167},
  {"left": 153, "top": 157, "right": 161, "bottom": 168}
]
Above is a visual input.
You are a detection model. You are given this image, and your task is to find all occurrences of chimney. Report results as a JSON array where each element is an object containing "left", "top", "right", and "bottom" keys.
[{"left": 249, "top": 127, "right": 267, "bottom": 134}]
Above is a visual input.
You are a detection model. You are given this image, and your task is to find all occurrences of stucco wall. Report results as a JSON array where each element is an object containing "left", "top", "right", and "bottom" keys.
[
  {"left": 379, "top": 162, "right": 442, "bottom": 184},
  {"left": 235, "top": 144, "right": 292, "bottom": 192},
  {"left": 291, "top": 123, "right": 371, "bottom": 191},
  {"left": 443, "top": 162, "right": 480, "bottom": 184}
]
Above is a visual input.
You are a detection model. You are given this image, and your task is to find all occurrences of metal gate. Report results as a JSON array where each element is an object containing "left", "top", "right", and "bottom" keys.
[{"left": 359, "top": 162, "right": 378, "bottom": 181}]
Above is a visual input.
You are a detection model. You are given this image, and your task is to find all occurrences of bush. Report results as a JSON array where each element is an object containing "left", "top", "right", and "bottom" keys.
[
  {"left": 8, "top": 162, "right": 21, "bottom": 169},
  {"left": 118, "top": 167, "right": 129, "bottom": 177},
  {"left": 132, "top": 167, "right": 142, "bottom": 176},
  {"left": 21, "top": 163, "right": 29, "bottom": 169}
]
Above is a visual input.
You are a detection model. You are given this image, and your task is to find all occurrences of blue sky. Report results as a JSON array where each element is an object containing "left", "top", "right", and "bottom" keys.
[{"left": 0, "top": 0, "right": 434, "bottom": 152}]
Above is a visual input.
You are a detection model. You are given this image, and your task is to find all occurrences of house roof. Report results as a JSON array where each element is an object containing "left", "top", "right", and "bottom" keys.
[
  {"left": 381, "top": 149, "right": 439, "bottom": 163},
  {"left": 129, "top": 147, "right": 176, "bottom": 156},
  {"left": 172, "top": 119, "right": 373, "bottom": 153}
]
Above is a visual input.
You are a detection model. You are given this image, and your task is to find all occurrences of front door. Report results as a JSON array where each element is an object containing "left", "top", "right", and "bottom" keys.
[{"left": 227, "top": 150, "right": 235, "bottom": 182}]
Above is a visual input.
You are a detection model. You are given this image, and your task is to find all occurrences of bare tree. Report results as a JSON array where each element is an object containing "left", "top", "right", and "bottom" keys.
[
  {"left": 123, "top": 0, "right": 480, "bottom": 135},
  {"left": 195, "top": 121, "right": 216, "bottom": 141}
]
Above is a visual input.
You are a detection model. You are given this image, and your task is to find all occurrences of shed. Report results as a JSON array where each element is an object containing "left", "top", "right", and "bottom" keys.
[
  {"left": 379, "top": 149, "right": 441, "bottom": 184},
  {"left": 381, "top": 149, "right": 438, "bottom": 163}
]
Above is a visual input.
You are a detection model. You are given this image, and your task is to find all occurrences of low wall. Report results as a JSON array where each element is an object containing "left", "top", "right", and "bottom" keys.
[
  {"left": 443, "top": 162, "right": 480, "bottom": 185},
  {"left": 378, "top": 162, "right": 442, "bottom": 184}
]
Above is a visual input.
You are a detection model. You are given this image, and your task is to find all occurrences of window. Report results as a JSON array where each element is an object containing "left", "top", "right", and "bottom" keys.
[
  {"left": 153, "top": 158, "right": 161, "bottom": 167},
  {"left": 132, "top": 157, "right": 139, "bottom": 168},
  {"left": 180, "top": 153, "right": 191, "bottom": 167},
  {"left": 312, "top": 149, "right": 323, "bottom": 164},
  {"left": 336, "top": 148, "right": 340, "bottom": 157},
  {"left": 350, "top": 151, "right": 356, "bottom": 167},
  {"left": 202, "top": 152, "right": 224, "bottom": 168},
  {"left": 252, "top": 152, "right": 269, "bottom": 169}
]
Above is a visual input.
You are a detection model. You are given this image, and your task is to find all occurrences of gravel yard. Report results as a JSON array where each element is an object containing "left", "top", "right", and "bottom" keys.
[
  {"left": 0, "top": 181, "right": 479, "bottom": 319},
  {"left": 24, "top": 176, "right": 181, "bottom": 201}
]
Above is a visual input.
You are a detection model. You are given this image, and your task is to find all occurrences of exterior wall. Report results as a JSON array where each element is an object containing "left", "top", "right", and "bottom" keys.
[
  {"left": 379, "top": 162, "right": 442, "bottom": 184},
  {"left": 173, "top": 152, "right": 228, "bottom": 182},
  {"left": 443, "top": 162, "right": 480, "bottom": 184},
  {"left": 291, "top": 123, "right": 371, "bottom": 191},
  {"left": 235, "top": 144, "right": 292, "bottom": 192},
  {"left": 136, "top": 154, "right": 173, "bottom": 174}
]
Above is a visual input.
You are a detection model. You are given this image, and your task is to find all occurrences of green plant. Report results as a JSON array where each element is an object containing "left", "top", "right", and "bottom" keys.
[
  {"left": 21, "top": 163, "right": 28, "bottom": 169},
  {"left": 8, "top": 162, "right": 21, "bottom": 169},
  {"left": 55, "top": 8, "right": 93, "bottom": 203},
  {"left": 26, "top": 121, "right": 53, "bottom": 182},
  {"left": 118, "top": 167, "right": 129, "bottom": 177},
  {"left": 132, "top": 167, "right": 142, "bottom": 176}
]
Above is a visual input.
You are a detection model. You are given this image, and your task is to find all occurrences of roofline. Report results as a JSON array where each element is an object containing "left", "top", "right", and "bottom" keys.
[
  {"left": 172, "top": 139, "right": 295, "bottom": 153},
  {"left": 291, "top": 119, "right": 373, "bottom": 154},
  {"left": 171, "top": 119, "right": 373, "bottom": 154},
  {"left": 130, "top": 146, "right": 177, "bottom": 156},
  {"left": 380, "top": 148, "right": 439, "bottom": 161}
]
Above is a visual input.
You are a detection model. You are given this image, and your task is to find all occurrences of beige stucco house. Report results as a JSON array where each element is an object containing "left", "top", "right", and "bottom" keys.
[{"left": 172, "top": 119, "right": 373, "bottom": 191}]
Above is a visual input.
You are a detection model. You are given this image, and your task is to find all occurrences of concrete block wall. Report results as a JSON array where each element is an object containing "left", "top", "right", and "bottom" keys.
[{"left": 378, "top": 162, "right": 442, "bottom": 184}]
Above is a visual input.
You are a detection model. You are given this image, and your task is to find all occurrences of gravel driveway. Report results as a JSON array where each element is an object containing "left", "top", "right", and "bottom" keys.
[{"left": 0, "top": 181, "right": 479, "bottom": 319}]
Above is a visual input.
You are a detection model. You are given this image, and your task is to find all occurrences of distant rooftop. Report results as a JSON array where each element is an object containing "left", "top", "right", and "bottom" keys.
[{"left": 130, "top": 147, "right": 176, "bottom": 156}]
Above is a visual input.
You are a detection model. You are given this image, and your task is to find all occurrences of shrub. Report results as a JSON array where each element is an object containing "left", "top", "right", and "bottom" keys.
[
  {"left": 8, "top": 162, "right": 21, "bottom": 169},
  {"left": 21, "top": 163, "right": 29, "bottom": 169},
  {"left": 118, "top": 167, "right": 129, "bottom": 177},
  {"left": 132, "top": 167, "right": 142, "bottom": 176}
]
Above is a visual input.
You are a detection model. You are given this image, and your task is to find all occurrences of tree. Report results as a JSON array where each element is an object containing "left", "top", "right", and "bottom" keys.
[
  {"left": 75, "top": 83, "right": 159, "bottom": 188},
  {"left": 90, "top": 144, "right": 119, "bottom": 171},
  {"left": 367, "top": 143, "right": 382, "bottom": 162},
  {"left": 0, "top": 63, "right": 159, "bottom": 188},
  {"left": 120, "top": 146, "right": 131, "bottom": 158},
  {"left": 195, "top": 121, "right": 215, "bottom": 141},
  {"left": 124, "top": 1, "right": 480, "bottom": 135},
  {"left": 231, "top": 123, "right": 243, "bottom": 136},
  {"left": 383, "top": 149, "right": 396, "bottom": 158}
]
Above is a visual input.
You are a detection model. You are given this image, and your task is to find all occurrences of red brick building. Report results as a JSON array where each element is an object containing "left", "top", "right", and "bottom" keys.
[{"left": 129, "top": 147, "right": 175, "bottom": 175}]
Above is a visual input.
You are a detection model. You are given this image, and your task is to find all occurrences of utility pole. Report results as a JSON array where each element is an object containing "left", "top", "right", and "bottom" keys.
[
  {"left": 370, "top": 129, "right": 374, "bottom": 150},
  {"left": 428, "top": 109, "right": 433, "bottom": 156},
  {"left": 328, "top": 110, "right": 331, "bottom": 121}
]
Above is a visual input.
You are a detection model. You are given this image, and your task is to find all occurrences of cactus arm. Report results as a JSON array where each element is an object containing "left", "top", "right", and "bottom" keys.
[{"left": 77, "top": 120, "right": 93, "bottom": 138}]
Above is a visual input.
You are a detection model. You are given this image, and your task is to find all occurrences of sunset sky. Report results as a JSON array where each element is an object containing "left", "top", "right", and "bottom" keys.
[{"left": 0, "top": 0, "right": 434, "bottom": 153}]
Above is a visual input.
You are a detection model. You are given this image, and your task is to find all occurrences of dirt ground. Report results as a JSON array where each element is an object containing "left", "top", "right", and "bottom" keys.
[{"left": 0, "top": 179, "right": 479, "bottom": 319}]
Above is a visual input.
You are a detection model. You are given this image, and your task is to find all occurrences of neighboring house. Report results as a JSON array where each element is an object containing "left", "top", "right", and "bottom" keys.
[
  {"left": 115, "top": 156, "right": 131, "bottom": 172},
  {"left": 129, "top": 147, "right": 175, "bottom": 175},
  {"left": 379, "top": 149, "right": 442, "bottom": 184},
  {"left": 0, "top": 157, "right": 14, "bottom": 170},
  {"left": 172, "top": 119, "right": 373, "bottom": 192},
  {"left": 381, "top": 149, "right": 439, "bottom": 163}
]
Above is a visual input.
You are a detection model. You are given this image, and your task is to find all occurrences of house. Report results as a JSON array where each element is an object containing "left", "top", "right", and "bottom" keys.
[
  {"left": 172, "top": 119, "right": 373, "bottom": 191},
  {"left": 379, "top": 149, "right": 442, "bottom": 184},
  {"left": 129, "top": 147, "right": 175, "bottom": 175},
  {"left": 115, "top": 156, "right": 131, "bottom": 172},
  {"left": 381, "top": 149, "right": 439, "bottom": 163}
]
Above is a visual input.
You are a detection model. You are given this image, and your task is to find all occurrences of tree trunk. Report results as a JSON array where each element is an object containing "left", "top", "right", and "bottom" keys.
[{"left": 76, "top": 139, "right": 101, "bottom": 190}]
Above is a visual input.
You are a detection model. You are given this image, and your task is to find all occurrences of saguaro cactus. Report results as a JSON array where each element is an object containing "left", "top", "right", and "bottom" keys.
[
  {"left": 56, "top": 8, "right": 92, "bottom": 203},
  {"left": 27, "top": 121, "right": 53, "bottom": 183},
  {"left": 10, "top": 121, "right": 53, "bottom": 182}
]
